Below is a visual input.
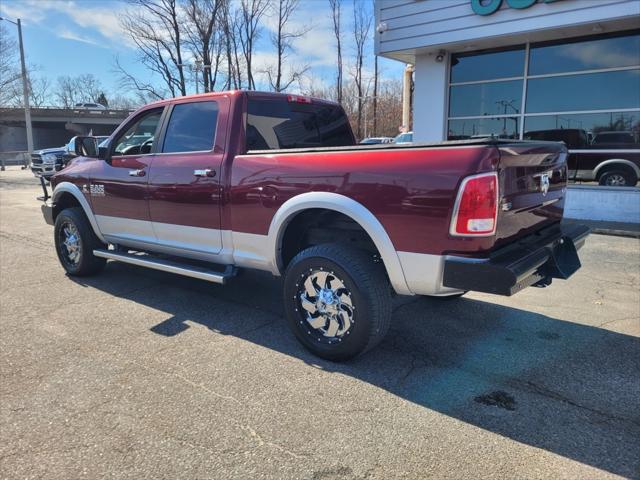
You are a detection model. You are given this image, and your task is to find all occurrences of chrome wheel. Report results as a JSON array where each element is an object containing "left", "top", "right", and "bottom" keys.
[
  {"left": 295, "top": 269, "right": 355, "bottom": 344},
  {"left": 604, "top": 173, "right": 627, "bottom": 186},
  {"left": 60, "top": 221, "right": 81, "bottom": 266}
]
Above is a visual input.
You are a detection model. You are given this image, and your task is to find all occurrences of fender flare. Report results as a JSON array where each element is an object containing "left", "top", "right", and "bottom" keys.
[
  {"left": 593, "top": 159, "right": 640, "bottom": 179},
  {"left": 52, "top": 182, "right": 106, "bottom": 243},
  {"left": 267, "top": 192, "right": 412, "bottom": 295}
]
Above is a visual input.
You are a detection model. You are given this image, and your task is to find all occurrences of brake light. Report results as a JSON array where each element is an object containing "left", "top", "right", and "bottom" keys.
[
  {"left": 450, "top": 172, "right": 498, "bottom": 236},
  {"left": 287, "top": 94, "right": 312, "bottom": 104}
]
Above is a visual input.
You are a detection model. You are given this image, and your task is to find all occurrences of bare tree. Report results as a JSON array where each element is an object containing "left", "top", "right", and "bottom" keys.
[
  {"left": 28, "top": 77, "right": 51, "bottom": 107},
  {"left": 352, "top": 0, "right": 372, "bottom": 139},
  {"left": 184, "top": 0, "right": 223, "bottom": 92},
  {"left": 237, "top": 0, "right": 269, "bottom": 90},
  {"left": 53, "top": 74, "right": 105, "bottom": 107},
  {"left": 219, "top": 0, "right": 238, "bottom": 89},
  {"left": 329, "top": 0, "right": 343, "bottom": 104},
  {"left": 108, "top": 94, "right": 140, "bottom": 110},
  {"left": 2, "top": 73, "right": 50, "bottom": 108},
  {"left": 0, "top": 24, "right": 21, "bottom": 106},
  {"left": 309, "top": 78, "right": 402, "bottom": 140},
  {"left": 264, "top": 0, "right": 309, "bottom": 92},
  {"left": 118, "top": 0, "right": 187, "bottom": 98},
  {"left": 115, "top": 56, "right": 167, "bottom": 101},
  {"left": 54, "top": 76, "right": 78, "bottom": 108}
]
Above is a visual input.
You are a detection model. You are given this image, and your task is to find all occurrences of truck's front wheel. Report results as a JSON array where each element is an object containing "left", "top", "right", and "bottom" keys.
[
  {"left": 54, "top": 207, "right": 106, "bottom": 276},
  {"left": 283, "top": 244, "right": 392, "bottom": 361}
]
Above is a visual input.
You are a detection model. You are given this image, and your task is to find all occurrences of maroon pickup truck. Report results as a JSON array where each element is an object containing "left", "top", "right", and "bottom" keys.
[{"left": 41, "top": 91, "right": 588, "bottom": 360}]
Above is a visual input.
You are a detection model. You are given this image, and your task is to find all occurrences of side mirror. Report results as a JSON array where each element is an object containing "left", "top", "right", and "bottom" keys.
[
  {"left": 98, "top": 145, "right": 108, "bottom": 160},
  {"left": 72, "top": 136, "right": 99, "bottom": 158}
]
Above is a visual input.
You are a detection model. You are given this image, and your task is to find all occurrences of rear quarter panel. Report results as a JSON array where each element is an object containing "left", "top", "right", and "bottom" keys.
[{"left": 228, "top": 145, "right": 500, "bottom": 256}]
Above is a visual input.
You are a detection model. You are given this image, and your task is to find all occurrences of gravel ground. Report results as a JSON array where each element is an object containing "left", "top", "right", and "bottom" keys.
[{"left": 1, "top": 168, "right": 639, "bottom": 480}]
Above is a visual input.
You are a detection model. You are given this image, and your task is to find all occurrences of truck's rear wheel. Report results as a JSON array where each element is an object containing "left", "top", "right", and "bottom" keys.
[
  {"left": 283, "top": 244, "right": 392, "bottom": 361},
  {"left": 54, "top": 207, "right": 106, "bottom": 276},
  {"left": 598, "top": 169, "right": 637, "bottom": 187}
]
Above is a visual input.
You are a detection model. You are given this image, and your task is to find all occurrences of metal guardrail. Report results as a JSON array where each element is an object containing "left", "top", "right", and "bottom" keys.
[
  {"left": 0, "top": 151, "right": 29, "bottom": 170},
  {"left": 0, "top": 106, "right": 134, "bottom": 117}
]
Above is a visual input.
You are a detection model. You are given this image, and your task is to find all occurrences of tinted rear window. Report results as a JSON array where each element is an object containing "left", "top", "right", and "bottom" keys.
[
  {"left": 246, "top": 98, "right": 354, "bottom": 150},
  {"left": 163, "top": 101, "right": 219, "bottom": 153}
]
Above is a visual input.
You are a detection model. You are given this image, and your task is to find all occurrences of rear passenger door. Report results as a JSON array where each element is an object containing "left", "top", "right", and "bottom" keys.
[{"left": 147, "top": 98, "right": 228, "bottom": 256}]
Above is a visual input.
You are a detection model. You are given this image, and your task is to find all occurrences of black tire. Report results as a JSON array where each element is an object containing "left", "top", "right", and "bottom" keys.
[
  {"left": 598, "top": 169, "right": 637, "bottom": 187},
  {"left": 54, "top": 207, "right": 106, "bottom": 276},
  {"left": 283, "top": 244, "right": 392, "bottom": 361}
]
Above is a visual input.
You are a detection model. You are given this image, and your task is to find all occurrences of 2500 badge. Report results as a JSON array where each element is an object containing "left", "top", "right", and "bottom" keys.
[{"left": 82, "top": 184, "right": 105, "bottom": 196}]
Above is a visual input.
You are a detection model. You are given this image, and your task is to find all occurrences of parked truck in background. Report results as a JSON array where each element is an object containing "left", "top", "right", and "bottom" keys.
[
  {"left": 40, "top": 90, "right": 588, "bottom": 360},
  {"left": 524, "top": 128, "right": 640, "bottom": 187}
]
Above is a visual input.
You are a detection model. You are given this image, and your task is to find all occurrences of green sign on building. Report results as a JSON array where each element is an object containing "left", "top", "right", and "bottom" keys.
[{"left": 471, "top": 0, "right": 562, "bottom": 16}]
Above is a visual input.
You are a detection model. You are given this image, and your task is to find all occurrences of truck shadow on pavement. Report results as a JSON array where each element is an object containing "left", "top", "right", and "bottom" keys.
[{"left": 71, "top": 263, "right": 640, "bottom": 478}]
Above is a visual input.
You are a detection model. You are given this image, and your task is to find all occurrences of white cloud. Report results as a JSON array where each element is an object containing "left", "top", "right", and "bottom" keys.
[
  {"left": 0, "top": 1, "right": 47, "bottom": 23},
  {"left": 260, "top": 2, "right": 340, "bottom": 68},
  {"left": 57, "top": 28, "right": 105, "bottom": 47},
  {"left": 1, "top": 0, "right": 130, "bottom": 47}
]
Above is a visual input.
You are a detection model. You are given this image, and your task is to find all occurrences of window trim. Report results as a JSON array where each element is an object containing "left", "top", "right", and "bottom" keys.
[{"left": 158, "top": 100, "right": 220, "bottom": 155}]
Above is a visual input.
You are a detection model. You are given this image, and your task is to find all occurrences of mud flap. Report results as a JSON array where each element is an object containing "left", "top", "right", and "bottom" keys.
[{"left": 543, "top": 237, "right": 581, "bottom": 280}]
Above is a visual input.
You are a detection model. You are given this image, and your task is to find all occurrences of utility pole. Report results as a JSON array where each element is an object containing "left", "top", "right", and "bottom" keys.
[
  {"left": 1, "top": 17, "right": 34, "bottom": 168},
  {"left": 178, "top": 59, "right": 211, "bottom": 95},
  {"left": 1, "top": 17, "right": 34, "bottom": 167},
  {"left": 194, "top": 59, "right": 202, "bottom": 95},
  {"left": 358, "top": 95, "right": 378, "bottom": 139}
]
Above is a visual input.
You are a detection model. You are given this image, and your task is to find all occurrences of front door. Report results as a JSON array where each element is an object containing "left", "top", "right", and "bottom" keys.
[
  {"left": 147, "top": 98, "right": 227, "bottom": 255},
  {"left": 91, "top": 107, "right": 164, "bottom": 245}
]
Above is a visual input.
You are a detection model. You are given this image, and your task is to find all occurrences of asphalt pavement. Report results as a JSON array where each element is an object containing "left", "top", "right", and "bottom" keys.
[{"left": 1, "top": 168, "right": 639, "bottom": 479}]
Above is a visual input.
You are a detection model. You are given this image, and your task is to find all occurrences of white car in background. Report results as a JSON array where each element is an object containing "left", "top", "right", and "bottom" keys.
[
  {"left": 360, "top": 137, "right": 394, "bottom": 144},
  {"left": 394, "top": 132, "right": 413, "bottom": 144},
  {"left": 74, "top": 102, "right": 107, "bottom": 112}
]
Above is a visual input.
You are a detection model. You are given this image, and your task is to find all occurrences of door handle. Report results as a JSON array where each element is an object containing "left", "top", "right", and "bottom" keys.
[
  {"left": 194, "top": 169, "right": 215, "bottom": 177},
  {"left": 128, "top": 169, "right": 146, "bottom": 177}
]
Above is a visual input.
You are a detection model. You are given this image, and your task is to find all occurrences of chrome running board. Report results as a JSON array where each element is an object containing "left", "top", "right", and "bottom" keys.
[{"left": 93, "top": 249, "right": 234, "bottom": 284}]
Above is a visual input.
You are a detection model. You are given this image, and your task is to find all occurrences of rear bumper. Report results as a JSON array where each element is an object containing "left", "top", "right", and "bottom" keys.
[{"left": 443, "top": 223, "right": 590, "bottom": 296}]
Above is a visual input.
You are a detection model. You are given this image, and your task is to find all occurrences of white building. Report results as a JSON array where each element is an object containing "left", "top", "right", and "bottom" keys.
[
  {"left": 375, "top": 0, "right": 640, "bottom": 223},
  {"left": 375, "top": 0, "right": 640, "bottom": 143}
]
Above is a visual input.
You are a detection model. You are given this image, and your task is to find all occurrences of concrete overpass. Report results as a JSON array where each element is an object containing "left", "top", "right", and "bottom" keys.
[{"left": 0, "top": 107, "right": 132, "bottom": 153}]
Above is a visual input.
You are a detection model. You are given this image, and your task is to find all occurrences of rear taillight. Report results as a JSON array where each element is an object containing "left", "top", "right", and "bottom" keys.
[{"left": 450, "top": 172, "right": 498, "bottom": 237}]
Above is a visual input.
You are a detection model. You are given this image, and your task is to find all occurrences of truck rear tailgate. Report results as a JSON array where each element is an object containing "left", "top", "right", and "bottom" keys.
[{"left": 494, "top": 142, "right": 568, "bottom": 249}]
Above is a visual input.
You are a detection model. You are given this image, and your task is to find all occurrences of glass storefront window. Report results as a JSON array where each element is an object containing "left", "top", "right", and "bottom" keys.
[
  {"left": 526, "top": 69, "right": 640, "bottom": 113},
  {"left": 447, "top": 30, "right": 640, "bottom": 188},
  {"left": 450, "top": 47, "right": 525, "bottom": 83},
  {"left": 529, "top": 32, "right": 640, "bottom": 75},
  {"left": 448, "top": 117, "right": 519, "bottom": 140},
  {"left": 449, "top": 80, "right": 522, "bottom": 117}
]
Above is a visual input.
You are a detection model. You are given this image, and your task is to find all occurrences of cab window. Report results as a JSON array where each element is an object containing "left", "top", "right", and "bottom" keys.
[
  {"left": 162, "top": 101, "right": 219, "bottom": 153},
  {"left": 246, "top": 98, "right": 354, "bottom": 150},
  {"left": 113, "top": 108, "right": 163, "bottom": 156}
]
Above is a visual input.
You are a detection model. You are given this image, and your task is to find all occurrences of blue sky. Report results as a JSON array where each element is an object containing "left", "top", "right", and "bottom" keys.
[{"left": 0, "top": 0, "right": 404, "bottom": 100}]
